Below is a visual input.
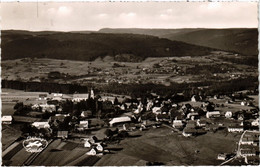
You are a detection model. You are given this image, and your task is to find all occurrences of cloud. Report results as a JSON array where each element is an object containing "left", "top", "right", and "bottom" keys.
[{"left": 0, "top": 2, "right": 257, "bottom": 31}]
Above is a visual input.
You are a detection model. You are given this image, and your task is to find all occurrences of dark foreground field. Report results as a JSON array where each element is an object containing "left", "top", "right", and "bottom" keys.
[{"left": 95, "top": 127, "right": 240, "bottom": 166}]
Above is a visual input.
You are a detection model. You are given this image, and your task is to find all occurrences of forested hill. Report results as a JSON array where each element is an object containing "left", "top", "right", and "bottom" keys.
[
  {"left": 2, "top": 30, "right": 215, "bottom": 61},
  {"left": 99, "top": 28, "right": 258, "bottom": 56}
]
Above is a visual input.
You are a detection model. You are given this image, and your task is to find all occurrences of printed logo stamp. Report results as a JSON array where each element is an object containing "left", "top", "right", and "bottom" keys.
[{"left": 23, "top": 137, "right": 48, "bottom": 153}]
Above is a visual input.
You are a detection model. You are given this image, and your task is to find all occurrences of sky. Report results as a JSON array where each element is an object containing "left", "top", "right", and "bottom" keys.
[{"left": 0, "top": 2, "right": 258, "bottom": 31}]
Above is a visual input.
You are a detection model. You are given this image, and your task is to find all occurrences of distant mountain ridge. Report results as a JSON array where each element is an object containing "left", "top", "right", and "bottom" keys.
[
  {"left": 1, "top": 30, "right": 215, "bottom": 61},
  {"left": 99, "top": 28, "right": 258, "bottom": 56}
]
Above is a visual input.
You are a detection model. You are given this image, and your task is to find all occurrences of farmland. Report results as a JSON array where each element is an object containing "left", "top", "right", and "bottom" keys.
[
  {"left": 2, "top": 50, "right": 257, "bottom": 91},
  {"left": 95, "top": 126, "right": 239, "bottom": 166}
]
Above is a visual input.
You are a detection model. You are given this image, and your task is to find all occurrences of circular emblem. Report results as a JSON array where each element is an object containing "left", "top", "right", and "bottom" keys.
[{"left": 23, "top": 137, "right": 48, "bottom": 153}]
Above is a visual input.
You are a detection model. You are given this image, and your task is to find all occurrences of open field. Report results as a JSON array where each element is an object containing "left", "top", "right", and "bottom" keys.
[
  {"left": 2, "top": 125, "right": 22, "bottom": 150},
  {"left": 2, "top": 102, "right": 16, "bottom": 115},
  {"left": 31, "top": 139, "right": 88, "bottom": 166},
  {"left": 95, "top": 127, "right": 240, "bottom": 166}
]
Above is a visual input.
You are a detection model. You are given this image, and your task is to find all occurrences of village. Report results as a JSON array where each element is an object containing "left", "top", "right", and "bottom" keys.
[{"left": 2, "top": 87, "right": 259, "bottom": 166}]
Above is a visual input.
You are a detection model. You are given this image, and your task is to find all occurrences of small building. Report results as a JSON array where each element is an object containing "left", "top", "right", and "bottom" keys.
[
  {"left": 182, "top": 128, "right": 197, "bottom": 137},
  {"left": 77, "top": 121, "right": 89, "bottom": 131},
  {"left": 191, "top": 95, "right": 200, "bottom": 102},
  {"left": 39, "top": 94, "right": 47, "bottom": 100},
  {"left": 2, "top": 115, "right": 12, "bottom": 124},
  {"left": 95, "top": 143, "right": 104, "bottom": 152},
  {"left": 217, "top": 153, "right": 227, "bottom": 160},
  {"left": 39, "top": 104, "right": 56, "bottom": 113},
  {"left": 241, "top": 137, "right": 255, "bottom": 145},
  {"left": 81, "top": 110, "right": 92, "bottom": 118},
  {"left": 241, "top": 149, "right": 257, "bottom": 157},
  {"left": 251, "top": 118, "right": 259, "bottom": 127},
  {"left": 152, "top": 107, "right": 162, "bottom": 115},
  {"left": 196, "top": 119, "right": 207, "bottom": 127},
  {"left": 32, "top": 121, "right": 50, "bottom": 129},
  {"left": 228, "top": 126, "right": 244, "bottom": 133},
  {"left": 72, "top": 94, "right": 89, "bottom": 102},
  {"left": 206, "top": 111, "right": 220, "bottom": 118},
  {"left": 84, "top": 139, "right": 92, "bottom": 148},
  {"left": 86, "top": 148, "right": 97, "bottom": 155},
  {"left": 88, "top": 136, "right": 98, "bottom": 144},
  {"left": 187, "top": 112, "right": 199, "bottom": 120},
  {"left": 109, "top": 116, "right": 132, "bottom": 127},
  {"left": 225, "top": 111, "right": 232, "bottom": 118},
  {"left": 57, "top": 131, "right": 68, "bottom": 139},
  {"left": 172, "top": 120, "right": 183, "bottom": 129}
]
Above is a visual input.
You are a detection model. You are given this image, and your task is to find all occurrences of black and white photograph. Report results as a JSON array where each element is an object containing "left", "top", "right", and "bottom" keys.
[{"left": 1, "top": 1, "right": 259, "bottom": 166}]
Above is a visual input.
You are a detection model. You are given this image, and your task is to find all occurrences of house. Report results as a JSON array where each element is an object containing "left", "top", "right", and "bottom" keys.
[
  {"left": 2, "top": 115, "right": 12, "bottom": 124},
  {"left": 86, "top": 148, "right": 97, "bottom": 155},
  {"left": 77, "top": 121, "right": 89, "bottom": 131},
  {"left": 172, "top": 120, "right": 183, "bottom": 129},
  {"left": 217, "top": 153, "right": 227, "bottom": 160},
  {"left": 152, "top": 107, "right": 162, "bottom": 115},
  {"left": 84, "top": 139, "right": 92, "bottom": 148},
  {"left": 206, "top": 111, "right": 220, "bottom": 118},
  {"left": 39, "top": 94, "right": 47, "bottom": 100},
  {"left": 95, "top": 143, "right": 104, "bottom": 152},
  {"left": 241, "top": 150, "right": 257, "bottom": 157},
  {"left": 88, "top": 136, "right": 98, "bottom": 144},
  {"left": 72, "top": 94, "right": 89, "bottom": 102},
  {"left": 39, "top": 104, "right": 56, "bottom": 113},
  {"left": 182, "top": 128, "right": 197, "bottom": 137},
  {"left": 187, "top": 112, "right": 199, "bottom": 120},
  {"left": 228, "top": 125, "right": 244, "bottom": 133},
  {"left": 251, "top": 118, "right": 259, "bottom": 126},
  {"left": 109, "top": 116, "right": 132, "bottom": 127},
  {"left": 225, "top": 111, "right": 232, "bottom": 118},
  {"left": 32, "top": 121, "right": 50, "bottom": 129},
  {"left": 241, "top": 137, "right": 255, "bottom": 145},
  {"left": 196, "top": 119, "right": 207, "bottom": 127},
  {"left": 57, "top": 131, "right": 68, "bottom": 139},
  {"left": 191, "top": 95, "right": 200, "bottom": 102}
]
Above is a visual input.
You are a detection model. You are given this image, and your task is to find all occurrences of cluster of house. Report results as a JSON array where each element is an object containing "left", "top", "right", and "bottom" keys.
[
  {"left": 239, "top": 131, "right": 260, "bottom": 164},
  {"left": 84, "top": 136, "right": 108, "bottom": 156}
]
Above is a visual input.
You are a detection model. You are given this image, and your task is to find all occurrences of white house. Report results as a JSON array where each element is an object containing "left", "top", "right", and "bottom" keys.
[
  {"left": 78, "top": 121, "right": 89, "bottom": 130},
  {"left": 217, "top": 153, "right": 227, "bottom": 160},
  {"left": 86, "top": 148, "right": 97, "bottom": 155},
  {"left": 2, "top": 115, "right": 12, "bottom": 124},
  {"left": 206, "top": 111, "right": 220, "bottom": 118},
  {"left": 172, "top": 120, "right": 183, "bottom": 129},
  {"left": 109, "top": 116, "right": 132, "bottom": 127},
  {"left": 39, "top": 104, "right": 56, "bottom": 113},
  {"left": 72, "top": 94, "right": 89, "bottom": 102},
  {"left": 251, "top": 118, "right": 259, "bottom": 126},
  {"left": 152, "top": 107, "right": 162, "bottom": 115},
  {"left": 228, "top": 126, "right": 244, "bottom": 133},
  {"left": 196, "top": 119, "right": 207, "bottom": 127},
  {"left": 225, "top": 111, "right": 232, "bottom": 118},
  {"left": 96, "top": 143, "right": 104, "bottom": 152},
  {"left": 32, "top": 121, "right": 50, "bottom": 129},
  {"left": 84, "top": 139, "right": 92, "bottom": 148}
]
